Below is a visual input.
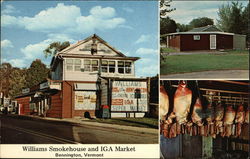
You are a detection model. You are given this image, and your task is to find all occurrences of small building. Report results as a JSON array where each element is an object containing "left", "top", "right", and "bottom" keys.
[
  {"left": 15, "top": 34, "right": 152, "bottom": 118},
  {"left": 163, "top": 25, "right": 246, "bottom": 51}
]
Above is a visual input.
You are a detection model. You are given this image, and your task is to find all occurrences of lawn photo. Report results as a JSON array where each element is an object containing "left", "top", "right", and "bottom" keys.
[{"left": 160, "top": 1, "right": 249, "bottom": 79}]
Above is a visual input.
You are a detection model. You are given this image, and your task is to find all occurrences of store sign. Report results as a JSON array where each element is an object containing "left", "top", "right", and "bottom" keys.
[
  {"left": 4, "top": 97, "right": 10, "bottom": 107},
  {"left": 40, "top": 82, "right": 49, "bottom": 89},
  {"left": 111, "top": 81, "right": 148, "bottom": 112},
  {"left": 75, "top": 91, "right": 97, "bottom": 110},
  {"left": 22, "top": 88, "right": 30, "bottom": 94}
]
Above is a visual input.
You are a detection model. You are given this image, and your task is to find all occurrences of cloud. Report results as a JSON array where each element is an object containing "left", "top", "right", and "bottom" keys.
[
  {"left": 122, "top": 7, "right": 134, "bottom": 13},
  {"left": 136, "top": 48, "right": 158, "bottom": 55},
  {"left": 1, "top": 39, "right": 14, "bottom": 48},
  {"left": 2, "top": 5, "right": 16, "bottom": 14},
  {"left": 1, "top": 3, "right": 126, "bottom": 34},
  {"left": 135, "top": 34, "right": 152, "bottom": 44},
  {"left": 8, "top": 59, "right": 27, "bottom": 68}
]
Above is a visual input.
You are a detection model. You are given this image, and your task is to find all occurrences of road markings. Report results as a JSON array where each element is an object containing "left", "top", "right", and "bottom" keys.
[{"left": 2, "top": 124, "right": 81, "bottom": 144}]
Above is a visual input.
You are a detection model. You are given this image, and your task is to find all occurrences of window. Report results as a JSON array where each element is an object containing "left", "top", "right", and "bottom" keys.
[
  {"left": 84, "top": 59, "right": 99, "bottom": 72},
  {"left": 193, "top": 35, "right": 200, "bottom": 40},
  {"left": 66, "top": 59, "right": 73, "bottom": 71},
  {"left": 118, "top": 61, "right": 124, "bottom": 73},
  {"left": 125, "top": 62, "right": 132, "bottom": 74},
  {"left": 74, "top": 59, "right": 81, "bottom": 71},
  {"left": 108, "top": 61, "right": 115, "bottom": 73},
  {"left": 84, "top": 60, "right": 91, "bottom": 72},
  {"left": 101, "top": 60, "right": 108, "bottom": 73},
  {"left": 101, "top": 60, "right": 115, "bottom": 73},
  {"left": 92, "top": 60, "right": 98, "bottom": 71}
]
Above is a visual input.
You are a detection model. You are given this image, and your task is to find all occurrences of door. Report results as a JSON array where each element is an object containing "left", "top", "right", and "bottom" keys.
[{"left": 210, "top": 35, "right": 216, "bottom": 49}]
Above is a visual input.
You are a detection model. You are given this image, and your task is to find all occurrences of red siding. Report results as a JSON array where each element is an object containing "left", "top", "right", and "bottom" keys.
[
  {"left": 180, "top": 34, "right": 210, "bottom": 51},
  {"left": 16, "top": 97, "right": 31, "bottom": 115},
  {"left": 217, "top": 34, "right": 233, "bottom": 50},
  {"left": 62, "top": 81, "right": 73, "bottom": 118},
  {"left": 46, "top": 93, "right": 62, "bottom": 118},
  {"left": 168, "top": 35, "right": 180, "bottom": 51}
]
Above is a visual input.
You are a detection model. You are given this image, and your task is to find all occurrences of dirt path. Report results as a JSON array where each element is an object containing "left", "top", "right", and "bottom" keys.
[{"left": 160, "top": 70, "right": 249, "bottom": 79}]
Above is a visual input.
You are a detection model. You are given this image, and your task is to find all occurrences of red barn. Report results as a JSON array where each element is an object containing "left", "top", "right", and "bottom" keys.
[{"left": 163, "top": 25, "right": 246, "bottom": 51}]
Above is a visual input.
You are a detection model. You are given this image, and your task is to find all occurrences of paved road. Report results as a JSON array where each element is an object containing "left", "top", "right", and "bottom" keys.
[
  {"left": 161, "top": 70, "right": 249, "bottom": 79},
  {"left": 1, "top": 115, "right": 158, "bottom": 144}
]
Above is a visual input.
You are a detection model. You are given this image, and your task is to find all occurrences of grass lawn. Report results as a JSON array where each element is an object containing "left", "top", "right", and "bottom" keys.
[
  {"left": 161, "top": 47, "right": 178, "bottom": 53},
  {"left": 85, "top": 117, "right": 158, "bottom": 129},
  {"left": 161, "top": 51, "right": 249, "bottom": 74}
]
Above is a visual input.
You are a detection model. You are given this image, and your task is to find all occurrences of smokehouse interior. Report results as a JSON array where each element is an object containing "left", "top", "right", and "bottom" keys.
[{"left": 160, "top": 80, "right": 249, "bottom": 159}]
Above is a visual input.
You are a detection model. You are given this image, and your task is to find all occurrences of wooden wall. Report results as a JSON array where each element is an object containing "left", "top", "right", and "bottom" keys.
[
  {"left": 16, "top": 97, "right": 30, "bottom": 115},
  {"left": 46, "top": 93, "right": 62, "bottom": 118}
]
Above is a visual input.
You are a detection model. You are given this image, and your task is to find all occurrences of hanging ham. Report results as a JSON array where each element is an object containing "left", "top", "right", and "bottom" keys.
[
  {"left": 222, "top": 105, "right": 236, "bottom": 137},
  {"left": 214, "top": 102, "right": 224, "bottom": 136},
  {"left": 244, "top": 108, "right": 249, "bottom": 124},
  {"left": 166, "top": 81, "right": 192, "bottom": 125},
  {"left": 160, "top": 85, "right": 169, "bottom": 121},
  {"left": 235, "top": 104, "right": 245, "bottom": 137}
]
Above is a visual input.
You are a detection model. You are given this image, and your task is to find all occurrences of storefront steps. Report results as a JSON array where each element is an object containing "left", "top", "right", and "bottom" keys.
[{"left": 4, "top": 114, "right": 158, "bottom": 135}]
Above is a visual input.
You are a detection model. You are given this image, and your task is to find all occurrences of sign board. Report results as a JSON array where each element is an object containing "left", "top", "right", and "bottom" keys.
[
  {"left": 4, "top": 97, "right": 10, "bottom": 107},
  {"left": 22, "top": 88, "right": 30, "bottom": 94},
  {"left": 111, "top": 81, "right": 148, "bottom": 112},
  {"left": 40, "top": 82, "right": 49, "bottom": 89},
  {"left": 75, "top": 91, "right": 97, "bottom": 110}
]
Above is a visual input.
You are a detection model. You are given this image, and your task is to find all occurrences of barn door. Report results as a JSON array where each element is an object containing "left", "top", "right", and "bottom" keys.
[{"left": 210, "top": 35, "right": 216, "bottom": 49}]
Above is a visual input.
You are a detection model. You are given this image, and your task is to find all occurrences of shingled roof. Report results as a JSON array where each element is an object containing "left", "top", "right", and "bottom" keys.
[{"left": 188, "top": 25, "right": 222, "bottom": 32}]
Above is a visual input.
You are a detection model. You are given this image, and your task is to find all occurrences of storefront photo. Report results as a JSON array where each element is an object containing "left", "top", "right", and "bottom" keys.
[{"left": 160, "top": 80, "right": 249, "bottom": 159}]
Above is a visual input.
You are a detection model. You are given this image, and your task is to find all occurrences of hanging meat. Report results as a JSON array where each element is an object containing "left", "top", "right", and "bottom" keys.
[
  {"left": 222, "top": 105, "right": 236, "bottom": 137},
  {"left": 160, "top": 85, "right": 169, "bottom": 121},
  {"left": 244, "top": 108, "right": 249, "bottom": 124},
  {"left": 235, "top": 104, "right": 245, "bottom": 137},
  {"left": 166, "top": 81, "right": 192, "bottom": 125},
  {"left": 214, "top": 101, "right": 224, "bottom": 136},
  {"left": 206, "top": 100, "right": 215, "bottom": 137},
  {"left": 190, "top": 97, "right": 203, "bottom": 136}
]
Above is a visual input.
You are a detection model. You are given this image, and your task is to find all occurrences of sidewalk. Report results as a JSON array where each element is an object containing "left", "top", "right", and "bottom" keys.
[{"left": 5, "top": 114, "right": 158, "bottom": 135}]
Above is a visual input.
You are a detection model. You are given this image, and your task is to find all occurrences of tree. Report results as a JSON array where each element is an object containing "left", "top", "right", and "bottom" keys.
[
  {"left": 160, "top": 17, "right": 177, "bottom": 35},
  {"left": 177, "top": 23, "right": 190, "bottom": 32},
  {"left": 189, "top": 17, "right": 214, "bottom": 28},
  {"left": 217, "top": 2, "right": 245, "bottom": 34},
  {"left": 0, "top": 63, "right": 13, "bottom": 98},
  {"left": 217, "top": 3, "right": 231, "bottom": 32},
  {"left": 43, "top": 41, "right": 70, "bottom": 58},
  {"left": 242, "top": 3, "right": 249, "bottom": 45},
  {"left": 160, "top": 0, "right": 175, "bottom": 19},
  {"left": 9, "top": 68, "right": 26, "bottom": 98},
  {"left": 25, "top": 59, "right": 49, "bottom": 88}
]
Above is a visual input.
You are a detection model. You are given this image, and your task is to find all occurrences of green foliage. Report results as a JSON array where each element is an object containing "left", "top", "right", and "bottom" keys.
[
  {"left": 43, "top": 41, "right": 70, "bottom": 58},
  {"left": 9, "top": 68, "right": 26, "bottom": 98},
  {"left": 160, "top": 0, "right": 175, "bottom": 19},
  {"left": 177, "top": 23, "right": 190, "bottom": 32},
  {"left": 0, "top": 63, "right": 13, "bottom": 98},
  {"left": 189, "top": 17, "right": 214, "bottom": 28},
  {"left": 160, "top": 17, "right": 177, "bottom": 34},
  {"left": 25, "top": 59, "right": 49, "bottom": 88}
]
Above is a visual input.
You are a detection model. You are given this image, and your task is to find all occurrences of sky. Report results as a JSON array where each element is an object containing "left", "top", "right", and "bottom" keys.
[
  {"left": 1, "top": 1, "right": 158, "bottom": 78},
  {"left": 168, "top": 1, "right": 248, "bottom": 25}
]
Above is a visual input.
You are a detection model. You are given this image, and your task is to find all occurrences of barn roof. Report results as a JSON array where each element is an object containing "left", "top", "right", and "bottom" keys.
[{"left": 188, "top": 25, "right": 222, "bottom": 32}]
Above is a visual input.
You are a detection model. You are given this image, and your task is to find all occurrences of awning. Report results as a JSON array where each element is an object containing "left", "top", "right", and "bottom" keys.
[{"left": 74, "top": 83, "right": 98, "bottom": 91}]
